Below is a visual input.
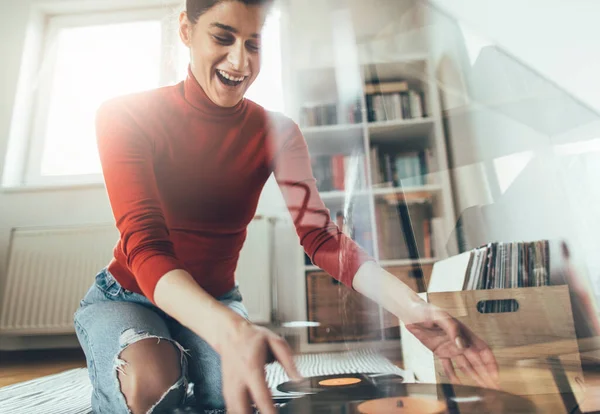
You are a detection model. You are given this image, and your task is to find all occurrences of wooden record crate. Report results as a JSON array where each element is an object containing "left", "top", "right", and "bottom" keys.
[
  {"left": 400, "top": 285, "right": 585, "bottom": 398},
  {"left": 306, "top": 264, "right": 433, "bottom": 343}
]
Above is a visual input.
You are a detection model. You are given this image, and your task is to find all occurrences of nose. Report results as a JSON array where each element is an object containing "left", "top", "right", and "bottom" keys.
[{"left": 227, "top": 42, "right": 248, "bottom": 72}]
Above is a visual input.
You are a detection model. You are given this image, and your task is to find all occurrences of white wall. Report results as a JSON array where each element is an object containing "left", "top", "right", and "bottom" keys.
[
  {"left": 0, "top": 0, "right": 286, "bottom": 349},
  {"left": 0, "top": 0, "right": 133, "bottom": 348},
  {"left": 0, "top": 2, "right": 116, "bottom": 265},
  {"left": 3, "top": 0, "right": 600, "bottom": 347},
  {"left": 425, "top": 0, "right": 600, "bottom": 298},
  {"left": 428, "top": 0, "right": 600, "bottom": 113}
]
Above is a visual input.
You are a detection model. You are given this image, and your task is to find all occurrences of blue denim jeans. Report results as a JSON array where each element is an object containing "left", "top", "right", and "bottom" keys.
[{"left": 74, "top": 268, "right": 248, "bottom": 413}]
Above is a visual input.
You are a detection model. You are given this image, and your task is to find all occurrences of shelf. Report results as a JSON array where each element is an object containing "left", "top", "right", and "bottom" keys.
[
  {"left": 315, "top": 186, "right": 441, "bottom": 206},
  {"left": 360, "top": 52, "right": 430, "bottom": 66},
  {"left": 301, "top": 123, "right": 364, "bottom": 155},
  {"left": 379, "top": 258, "right": 438, "bottom": 267},
  {"left": 361, "top": 58, "right": 428, "bottom": 85},
  {"left": 282, "top": 7, "right": 458, "bottom": 353},
  {"left": 319, "top": 190, "right": 348, "bottom": 200},
  {"left": 372, "top": 184, "right": 441, "bottom": 194},
  {"left": 368, "top": 118, "right": 434, "bottom": 143},
  {"left": 373, "top": 185, "right": 441, "bottom": 203},
  {"left": 305, "top": 258, "right": 437, "bottom": 272},
  {"left": 301, "top": 123, "right": 362, "bottom": 137},
  {"left": 318, "top": 185, "right": 440, "bottom": 198},
  {"left": 319, "top": 189, "right": 371, "bottom": 200}
]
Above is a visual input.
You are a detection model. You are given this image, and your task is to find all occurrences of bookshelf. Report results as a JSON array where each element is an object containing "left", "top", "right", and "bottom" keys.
[{"left": 275, "top": 2, "right": 457, "bottom": 353}]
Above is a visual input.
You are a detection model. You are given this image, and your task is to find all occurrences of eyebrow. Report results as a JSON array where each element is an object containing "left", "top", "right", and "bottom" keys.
[{"left": 210, "top": 22, "right": 260, "bottom": 39}]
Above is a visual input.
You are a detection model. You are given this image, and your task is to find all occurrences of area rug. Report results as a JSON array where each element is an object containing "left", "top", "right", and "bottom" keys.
[{"left": 0, "top": 348, "right": 412, "bottom": 413}]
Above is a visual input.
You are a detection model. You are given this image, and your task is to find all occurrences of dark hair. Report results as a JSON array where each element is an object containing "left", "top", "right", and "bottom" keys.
[{"left": 186, "top": 0, "right": 274, "bottom": 24}]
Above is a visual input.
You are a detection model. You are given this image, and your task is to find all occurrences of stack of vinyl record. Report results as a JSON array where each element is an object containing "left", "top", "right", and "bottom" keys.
[{"left": 462, "top": 240, "right": 550, "bottom": 313}]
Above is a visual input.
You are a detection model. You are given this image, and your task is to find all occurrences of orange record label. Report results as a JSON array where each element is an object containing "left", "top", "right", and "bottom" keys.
[
  {"left": 317, "top": 377, "right": 362, "bottom": 387},
  {"left": 357, "top": 397, "right": 447, "bottom": 414}
]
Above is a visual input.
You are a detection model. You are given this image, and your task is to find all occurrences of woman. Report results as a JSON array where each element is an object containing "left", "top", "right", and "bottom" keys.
[{"left": 74, "top": 0, "right": 499, "bottom": 413}]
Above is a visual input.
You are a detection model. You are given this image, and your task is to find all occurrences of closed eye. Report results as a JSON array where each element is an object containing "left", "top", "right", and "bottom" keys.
[
  {"left": 246, "top": 42, "right": 260, "bottom": 53},
  {"left": 213, "top": 35, "right": 233, "bottom": 45}
]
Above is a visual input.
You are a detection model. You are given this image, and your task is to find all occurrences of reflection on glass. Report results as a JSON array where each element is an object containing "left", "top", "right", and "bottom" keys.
[
  {"left": 274, "top": 1, "right": 600, "bottom": 412},
  {"left": 13, "top": 0, "right": 600, "bottom": 411}
]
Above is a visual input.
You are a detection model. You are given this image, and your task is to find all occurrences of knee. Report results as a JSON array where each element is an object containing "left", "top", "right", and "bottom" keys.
[{"left": 116, "top": 337, "right": 185, "bottom": 414}]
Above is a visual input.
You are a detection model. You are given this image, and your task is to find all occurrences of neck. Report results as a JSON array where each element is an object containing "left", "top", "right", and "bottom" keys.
[{"left": 183, "top": 65, "right": 246, "bottom": 117}]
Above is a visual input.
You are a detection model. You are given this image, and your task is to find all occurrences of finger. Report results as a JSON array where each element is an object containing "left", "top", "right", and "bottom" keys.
[
  {"left": 468, "top": 335, "right": 500, "bottom": 383},
  {"left": 464, "top": 350, "right": 498, "bottom": 390},
  {"left": 222, "top": 373, "right": 253, "bottom": 414},
  {"left": 433, "top": 311, "right": 467, "bottom": 350},
  {"left": 480, "top": 347, "right": 500, "bottom": 384},
  {"left": 453, "top": 354, "right": 486, "bottom": 388},
  {"left": 441, "top": 358, "right": 461, "bottom": 384},
  {"left": 268, "top": 334, "right": 303, "bottom": 381},
  {"left": 246, "top": 365, "right": 277, "bottom": 414}
]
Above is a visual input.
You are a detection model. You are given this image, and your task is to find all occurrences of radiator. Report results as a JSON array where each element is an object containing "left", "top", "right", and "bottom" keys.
[
  {"left": 0, "top": 218, "right": 273, "bottom": 336},
  {"left": 0, "top": 224, "right": 119, "bottom": 335}
]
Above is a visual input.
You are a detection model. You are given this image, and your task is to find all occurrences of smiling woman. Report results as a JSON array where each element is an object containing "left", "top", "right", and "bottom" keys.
[
  {"left": 179, "top": 0, "right": 274, "bottom": 107},
  {"left": 3, "top": 0, "right": 283, "bottom": 188},
  {"left": 72, "top": 0, "right": 498, "bottom": 413}
]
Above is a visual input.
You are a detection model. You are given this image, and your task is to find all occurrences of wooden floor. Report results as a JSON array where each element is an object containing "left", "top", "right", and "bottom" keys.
[
  {"left": 4, "top": 349, "right": 600, "bottom": 413},
  {"left": 0, "top": 348, "right": 86, "bottom": 388}
]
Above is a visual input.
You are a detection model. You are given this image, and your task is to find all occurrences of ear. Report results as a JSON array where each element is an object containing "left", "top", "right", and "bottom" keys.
[{"left": 179, "top": 11, "right": 193, "bottom": 47}]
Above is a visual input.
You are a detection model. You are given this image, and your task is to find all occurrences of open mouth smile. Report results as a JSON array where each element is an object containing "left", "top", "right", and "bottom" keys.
[{"left": 216, "top": 69, "right": 247, "bottom": 87}]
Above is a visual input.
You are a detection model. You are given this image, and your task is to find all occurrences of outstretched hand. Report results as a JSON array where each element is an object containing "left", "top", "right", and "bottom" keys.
[
  {"left": 403, "top": 301, "right": 500, "bottom": 389},
  {"left": 219, "top": 320, "right": 302, "bottom": 414}
]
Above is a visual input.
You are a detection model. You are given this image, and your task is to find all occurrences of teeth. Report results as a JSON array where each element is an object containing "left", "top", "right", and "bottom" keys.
[{"left": 218, "top": 69, "right": 245, "bottom": 82}]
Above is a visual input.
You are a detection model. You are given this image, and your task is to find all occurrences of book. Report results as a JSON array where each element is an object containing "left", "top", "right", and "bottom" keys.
[
  {"left": 364, "top": 80, "right": 409, "bottom": 95},
  {"left": 428, "top": 240, "right": 554, "bottom": 312},
  {"left": 375, "top": 199, "right": 432, "bottom": 261},
  {"left": 365, "top": 87, "right": 425, "bottom": 122},
  {"left": 311, "top": 154, "right": 367, "bottom": 192}
]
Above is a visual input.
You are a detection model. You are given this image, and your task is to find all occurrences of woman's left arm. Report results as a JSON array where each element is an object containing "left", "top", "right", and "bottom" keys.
[
  {"left": 353, "top": 261, "right": 499, "bottom": 389},
  {"left": 267, "top": 116, "right": 373, "bottom": 288},
  {"left": 269, "top": 117, "right": 498, "bottom": 388}
]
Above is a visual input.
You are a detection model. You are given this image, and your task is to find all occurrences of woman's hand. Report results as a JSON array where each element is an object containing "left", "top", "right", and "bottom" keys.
[
  {"left": 352, "top": 261, "right": 499, "bottom": 389},
  {"left": 403, "top": 300, "right": 499, "bottom": 389},
  {"left": 154, "top": 270, "right": 302, "bottom": 413},
  {"left": 217, "top": 318, "right": 302, "bottom": 414}
]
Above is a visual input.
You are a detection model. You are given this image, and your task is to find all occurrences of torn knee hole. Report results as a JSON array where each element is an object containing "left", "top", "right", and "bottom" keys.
[
  {"left": 115, "top": 357, "right": 129, "bottom": 376},
  {"left": 115, "top": 331, "right": 189, "bottom": 413},
  {"left": 115, "top": 329, "right": 189, "bottom": 375},
  {"left": 118, "top": 328, "right": 162, "bottom": 349}
]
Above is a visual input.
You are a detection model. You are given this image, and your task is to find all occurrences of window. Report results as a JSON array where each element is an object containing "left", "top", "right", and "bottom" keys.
[
  {"left": 37, "top": 16, "right": 164, "bottom": 180},
  {"left": 246, "top": 8, "right": 284, "bottom": 113},
  {"left": 5, "top": 4, "right": 283, "bottom": 187}
]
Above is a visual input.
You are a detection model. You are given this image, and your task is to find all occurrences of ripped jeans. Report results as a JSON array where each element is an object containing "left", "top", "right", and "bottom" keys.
[{"left": 74, "top": 268, "right": 248, "bottom": 413}]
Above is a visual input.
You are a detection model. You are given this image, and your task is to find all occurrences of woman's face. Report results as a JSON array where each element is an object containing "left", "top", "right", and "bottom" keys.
[{"left": 179, "top": 1, "right": 264, "bottom": 108}]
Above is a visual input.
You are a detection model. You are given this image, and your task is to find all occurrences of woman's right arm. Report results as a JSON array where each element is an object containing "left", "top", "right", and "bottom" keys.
[
  {"left": 97, "top": 100, "right": 300, "bottom": 414},
  {"left": 154, "top": 270, "right": 301, "bottom": 414}
]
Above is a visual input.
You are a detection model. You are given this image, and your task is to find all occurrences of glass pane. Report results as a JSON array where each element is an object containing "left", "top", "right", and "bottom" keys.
[
  {"left": 268, "top": 3, "right": 600, "bottom": 396},
  {"left": 40, "top": 20, "right": 162, "bottom": 176}
]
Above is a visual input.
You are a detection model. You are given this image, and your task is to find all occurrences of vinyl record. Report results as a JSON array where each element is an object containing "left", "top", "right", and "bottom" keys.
[
  {"left": 277, "top": 373, "right": 404, "bottom": 395},
  {"left": 277, "top": 382, "right": 539, "bottom": 414}
]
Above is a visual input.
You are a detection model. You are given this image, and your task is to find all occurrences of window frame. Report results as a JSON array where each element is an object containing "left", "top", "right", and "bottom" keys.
[
  {"left": 6, "top": 2, "right": 181, "bottom": 189},
  {"left": 4, "top": 0, "right": 286, "bottom": 190}
]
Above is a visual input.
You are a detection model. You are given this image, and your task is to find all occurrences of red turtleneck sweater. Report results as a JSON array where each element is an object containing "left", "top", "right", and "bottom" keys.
[{"left": 96, "top": 68, "right": 373, "bottom": 303}]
